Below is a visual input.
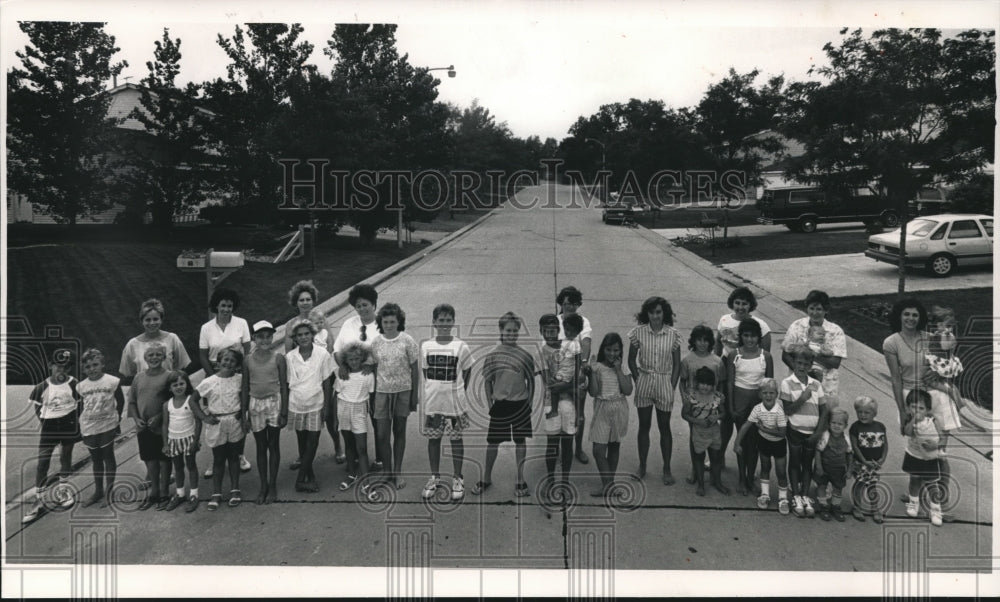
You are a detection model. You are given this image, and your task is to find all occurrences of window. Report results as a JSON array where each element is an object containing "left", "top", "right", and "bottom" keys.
[
  {"left": 908, "top": 219, "right": 940, "bottom": 237},
  {"left": 930, "top": 224, "right": 948, "bottom": 240},
  {"left": 980, "top": 219, "right": 993, "bottom": 237},
  {"left": 948, "top": 220, "right": 983, "bottom": 239},
  {"left": 788, "top": 189, "right": 825, "bottom": 204}
]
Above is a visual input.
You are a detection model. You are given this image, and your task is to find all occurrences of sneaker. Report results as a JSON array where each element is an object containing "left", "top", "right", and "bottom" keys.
[
  {"left": 451, "top": 477, "right": 465, "bottom": 501},
  {"left": 21, "top": 501, "right": 43, "bottom": 524},
  {"left": 792, "top": 496, "right": 805, "bottom": 518},
  {"left": 929, "top": 505, "right": 943, "bottom": 527},
  {"left": 184, "top": 495, "right": 199, "bottom": 513},
  {"left": 239, "top": 456, "right": 252, "bottom": 472},
  {"left": 905, "top": 499, "right": 920, "bottom": 518},
  {"left": 803, "top": 497, "right": 816, "bottom": 518},
  {"left": 818, "top": 503, "right": 832, "bottom": 521},
  {"left": 756, "top": 494, "right": 770, "bottom": 510},
  {"left": 778, "top": 499, "right": 790, "bottom": 515},
  {"left": 830, "top": 505, "right": 846, "bottom": 522},
  {"left": 204, "top": 467, "right": 214, "bottom": 478},
  {"left": 422, "top": 476, "right": 440, "bottom": 499}
]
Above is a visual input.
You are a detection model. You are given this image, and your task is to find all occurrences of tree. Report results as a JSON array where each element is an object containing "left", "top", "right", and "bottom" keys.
[
  {"left": 782, "top": 28, "right": 995, "bottom": 293},
  {"left": 7, "top": 22, "right": 126, "bottom": 225},
  {"left": 325, "top": 24, "right": 450, "bottom": 242},
  {"left": 203, "top": 24, "right": 315, "bottom": 214},
  {"left": 121, "top": 29, "right": 220, "bottom": 228}
]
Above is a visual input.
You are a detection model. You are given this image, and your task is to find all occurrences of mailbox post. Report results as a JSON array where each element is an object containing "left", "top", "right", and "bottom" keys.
[{"left": 177, "top": 249, "right": 245, "bottom": 319}]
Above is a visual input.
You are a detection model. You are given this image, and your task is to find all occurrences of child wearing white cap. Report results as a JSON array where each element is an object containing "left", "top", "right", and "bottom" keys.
[{"left": 242, "top": 320, "right": 289, "bottom": 504}]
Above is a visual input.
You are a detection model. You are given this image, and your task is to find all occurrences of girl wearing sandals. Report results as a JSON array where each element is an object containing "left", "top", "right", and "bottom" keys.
[
  {"left": 161, "top": 371, "right": 205, "bottom": 512},
  {"left": 336, "top": 343, "right": 375, "bottom": 497},
  {"left": 192, "top": 349, "right": 248, "bottom": 510}
]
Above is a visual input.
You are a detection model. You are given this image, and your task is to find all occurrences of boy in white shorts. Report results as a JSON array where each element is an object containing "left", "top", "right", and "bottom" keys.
[{"left": 539, "top": 313, "right": 583, "bottom": 507}]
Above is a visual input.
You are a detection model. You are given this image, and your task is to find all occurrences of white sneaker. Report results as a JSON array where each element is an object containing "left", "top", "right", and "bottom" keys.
[
  {"left": 792, "top": 496, "right": 805, "bottom": 518},
  {"left": 239, "top": 455, "right": 252, "bottom": 472},
  {"left": 906, "top": 499, "right": 920, "bottom": 518},
  {"left": 803, "top": 497, "right": 816, "bottom": 518},
  {"left": 422, "top": 476, "right": 440, "bottom": 499},
  {"left": 451, "top": 477, "right": 465, "bottom": 501},
  {"left": 929, "top": 504, "right": 943, "bottom": 527}
]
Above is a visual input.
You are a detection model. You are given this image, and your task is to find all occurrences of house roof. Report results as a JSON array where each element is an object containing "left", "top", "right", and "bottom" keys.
[{"left": 105, "top": 82, "right": 216, "bottom": 132}]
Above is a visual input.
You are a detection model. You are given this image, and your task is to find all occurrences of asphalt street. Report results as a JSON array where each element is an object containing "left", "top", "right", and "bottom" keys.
[{"left": 3, "top": 183, "right": 993, "bottom": 597}]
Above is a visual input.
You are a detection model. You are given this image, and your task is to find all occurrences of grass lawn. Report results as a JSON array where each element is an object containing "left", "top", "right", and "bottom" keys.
[
  {"left": 790, "top": 288, "right": 994, "bottom": 411},
  {"left": 631, "top": 203, "right": 761, "bottom": 230},
  {"left": 673, "top": 226, "right": 871, "bottom": 264},
  {"left": 6, "top": 209, "right": 492, "bottom": 384}
]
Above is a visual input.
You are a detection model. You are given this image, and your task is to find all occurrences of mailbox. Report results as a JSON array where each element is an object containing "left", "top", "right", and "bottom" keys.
[{"left": 177, "top": 251, "right": 244, "bottom": 271}]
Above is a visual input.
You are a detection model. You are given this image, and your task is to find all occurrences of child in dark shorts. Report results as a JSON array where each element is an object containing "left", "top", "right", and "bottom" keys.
[
  {"left": 77, "top": 348, "right": 125, "bottom": 508},
  {"left": 472, "top": 312, "right": 536, "bottom": 498},
  {"left": 127, "top": 343, "right": 173, "bottom": 510},
  {"left": 849, "top": 396, "right": 888, "bottom": 523},
  {"left": 902, "top": 389, "right": 945, "bottom": 527},
  {"left": 813, "top": 408, "right": 852, "bottom": 521},
  {"left": 22, "top": 349, "right": 81, "bottom": 524}
]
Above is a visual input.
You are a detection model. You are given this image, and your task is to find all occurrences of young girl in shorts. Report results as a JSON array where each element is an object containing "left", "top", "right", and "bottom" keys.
[
  {"left": 902, "top": 389, "right": 945, "bottom": 526},
  {"left": 724, "top": 319, "right": 774, "bottom": 496},
  {"left": 77, "top": 349, "right": 124, "bottom": 508},
  {"left": 736, "top": 378, "right": 789, "bottom": 513},
  {"left": 682, "top": 367, "right": 728, "bottom": 496},
  {"left": 192, "top": 349, "right": 247, "bottom": 510},
  {"left": 587, "top": 333, "right": 633, "bottom": 497},
  {"left": 243, "top": 321, "right": 288, "bottom": 504},
  {"left": 161, "top": 371, "right": 206, "bottom": 512},
  {"left": 680, "top": 324, "right": 726, "bottom": 480},
  {"left": 336, "top": 343, "right": 375, "bottom": 495},
  {"left": 286, "top": 320, "right": 335, "bottom": 493}
]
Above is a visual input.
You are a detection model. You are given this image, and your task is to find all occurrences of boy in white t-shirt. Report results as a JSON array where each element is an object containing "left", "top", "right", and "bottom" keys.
[
  {"left": 420, "top": 304, "right": 473, "bottom": 502},
  {"left": 781, "top": 345, "right": 828, "bottom": 519}
]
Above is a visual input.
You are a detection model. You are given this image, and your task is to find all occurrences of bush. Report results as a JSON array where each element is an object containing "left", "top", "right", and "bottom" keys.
[{"left": 948, "top": 173, "right": 993, "bottom": 215}]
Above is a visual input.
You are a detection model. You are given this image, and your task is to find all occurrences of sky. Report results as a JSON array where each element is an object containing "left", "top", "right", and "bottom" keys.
[{"left": 2, "top": 1, "right": 998, "bottom": 142}]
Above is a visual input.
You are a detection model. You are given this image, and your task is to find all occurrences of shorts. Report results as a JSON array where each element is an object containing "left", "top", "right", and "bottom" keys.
[
  {"left": 249, "top": 394, "right": 281, "bottom": 432},
  {"left": 633, "top": 372, "right": 675, "bottom": 412},
  {"left": 82, "top": 428, "right": 116, "bottom": 451},
  {"left": 543, "top": 394, "right": 578, "bottom": 436},
  {"left": 590, "top": 397, "right": 628, "bottom": 444},
  {"left": 785, "top": 428, "right": 816, "bottom": 452},
  {"left": 756, "top": 435, "right": 787, "bottom": 459},
  {"left": 814, "top": 463, "right": 848, "bottom": 490},
  {"left": 338, "top": 402, "right": 368, "bottom": 435},
  {"left": 166, "top": 434, "right": 196, "bottom": 457},
  {"left": 487, "top": 399, "right": 533, "bottom": 444},
  {"left": 289, "top": 409, "right": 323, "bottom": 432},
  {"left": 204, "top": 414, "right": 246, "bottom": 447},
  {"left": 39, "top": 413, "right": 81, "bottom": 448},
  {"left": 690, "top": 423, "right": 721, "bottom": 454},
  {"left": 137, "top": 428, "right": 168, "bottom": 461},
  {"left": 902, "top": 452, "right": 942, "bottom": 482},
  {"left": 852, "top": 464, "right": 881, "bottom": 486},
  {"left": 421, "top": 412, "right": 469, "bottom": 440},
  {"left": 373, "top": 391, "right": 413, "bottom": 420}
]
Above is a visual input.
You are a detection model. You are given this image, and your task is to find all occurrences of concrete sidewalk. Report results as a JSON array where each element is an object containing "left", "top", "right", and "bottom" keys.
[{"left": 3, "top": 183, "right": 993, "bottom": 596}]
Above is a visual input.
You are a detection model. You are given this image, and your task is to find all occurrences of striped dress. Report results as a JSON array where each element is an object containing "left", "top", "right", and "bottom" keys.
[{"left": 627, "top": 324, "right": 681, "bottom": 412}]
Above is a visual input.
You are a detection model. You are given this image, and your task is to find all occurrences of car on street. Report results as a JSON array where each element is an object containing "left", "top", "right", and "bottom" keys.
[
  {"left": 864, "top": 213, "right": 994, "bottom": 277},
  {"left": 602, "top": 192, "right": 647, "bottom": 224},
  {"left": 756, "top": 186, "right": 900, "bottom": 232}
]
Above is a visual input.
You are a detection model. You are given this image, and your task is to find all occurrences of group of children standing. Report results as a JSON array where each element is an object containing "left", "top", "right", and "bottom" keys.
[{"left": 21, "top": 283, "right": 952, "bottom": 528}]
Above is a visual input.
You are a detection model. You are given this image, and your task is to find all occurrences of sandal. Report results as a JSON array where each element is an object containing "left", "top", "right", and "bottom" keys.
[
  {"left": 228, "top": 490, "right": 242, "bottom": 507},
  {"left": 339, "top": 475, "right": 358, "bottom": 491},
  {"left": 207, "top": 494, "right": 221, "bottom": 510},
  {"left": 471, "top": 481, "right": 492, "bottom": 496},
  {"left": 514, "top": 482, "right": 530, "bottom": 497}
]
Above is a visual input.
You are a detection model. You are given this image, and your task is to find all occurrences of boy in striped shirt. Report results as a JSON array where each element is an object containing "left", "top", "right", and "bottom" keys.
[{"left": 780, "top": 345, "right": 828, "bottom": 518}]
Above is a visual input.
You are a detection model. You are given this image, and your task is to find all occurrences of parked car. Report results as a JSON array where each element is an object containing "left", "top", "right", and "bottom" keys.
[
  {"left": 756, "top": 186, "right": 900, "bottom": 233},
  {"left": 864, "top": 213, "right": 993, "bottom": 277},
  {"left": 602, "top": 192, "right": 647, "bottom": 224}
]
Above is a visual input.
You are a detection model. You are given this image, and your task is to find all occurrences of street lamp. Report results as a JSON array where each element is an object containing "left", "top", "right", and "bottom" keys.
[
  {"left": 427, "top": 64, "right": 456, "bottom": 78},
  {"left": 585, "top": 137, "right": 606, "bottom": 198}
]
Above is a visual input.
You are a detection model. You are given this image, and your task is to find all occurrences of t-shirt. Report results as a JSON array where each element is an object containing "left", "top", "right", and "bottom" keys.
[
  {"left": 780, "top": 373, "right": 826, "bottom": 435},
  {"left": 593, "top": 363, "right": 625, "bottom": 400},
  {"left": 77, "top": 374, "right": 122, "bottom": 436},
  {"left": 882, "top": 332, "right": 930, "bottom": 390},
  {"left": 371, "top": 332, "right": 420, "bottom": 393},
  {"left": 689, "top": 389, "right": 722, "bottom": 424},
  {"left": 906, "top": 416, "right": 940, "bottom": 460},
  {"left": 335, "top": 371, "right": 375, "bottom": 404},
  {"left": 198, "top": 317, "right": 251, "bottom": 364},
  {"left": 817, "top": 430, "right": 850, "bottom": 468},
  {"left": 783, "top": 317, "right": 847, "bottom": 375},
  {"left": 30, "top": 376, "right": 79, "bottom": 420},
  {"left": 483, "top": 344, "right": 536, "bottom": 402},
  {"left": 421, "top": 338, "right": 473, "bottom": 416},
  {"left": 627, "top": 324, "right": 681, "bottom": 375},
  {"left": 557, "top": 314, "right": 593, "bottom": 347},
  {"left": 555, "top": 338, "right": 581, "bottom": 382},
  {"left": 286, "top": 346, "right": 335, "bottom": 413},
  {"left": 129, "top": 369, "right": 171, "bottom": 422},
  {"left": 748, "top": 401, "right": 788, "bottom": 442},
  {"left": 196, "top": 373, "right": 242, "bottom": 415},
  {"left": 119, "top": 331, "right": 191, "bottom": 378},
  {"left": 717, "top": 313, "right": 771, "bottom": 357},
  {"left": 850, "top": 420, "right": 887, "bottom": 462},
  {"left": 333, "top": 315, "right": 375, "bottom": 355},
  {"left": 680, "top": 351, "right": 724, "bottom": 391}
]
